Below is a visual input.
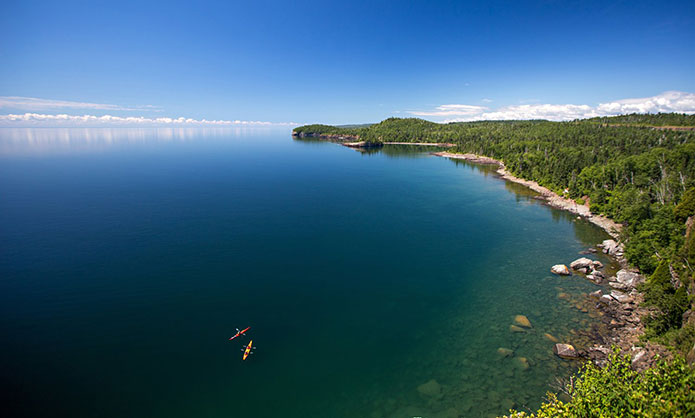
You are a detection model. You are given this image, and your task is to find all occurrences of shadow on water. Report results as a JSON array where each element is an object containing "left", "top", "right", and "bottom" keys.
[
  {"left": 448, "top": 157, "right": 613, "bottom": 250},
  {"left": 293, "top": 137, "right": 453, "bottom": 159}
]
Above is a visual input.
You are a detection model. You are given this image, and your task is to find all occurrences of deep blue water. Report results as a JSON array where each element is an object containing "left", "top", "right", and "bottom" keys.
[{"left": 0, "top": 128, "right": 613, "bottom": 418}]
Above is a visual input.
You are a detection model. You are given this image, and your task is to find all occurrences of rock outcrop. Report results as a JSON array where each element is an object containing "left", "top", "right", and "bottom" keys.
[
  {"left": 610, "top": 290, "right": 633, "bottom": 304},
  {"left": 554, "top": 343, "right": 578, "bottom": 358},
  {"left": 551, "top": 264, "right": 571, "bottom": 275},
  {"left": 570, "top": 257, "right": 594, "bottom": 270},
  {"left": 599, "top": 239, "right": 620, "bottom": 256},
  {"left": 609, "top": 269, "right": 644, "bottom": 290}
]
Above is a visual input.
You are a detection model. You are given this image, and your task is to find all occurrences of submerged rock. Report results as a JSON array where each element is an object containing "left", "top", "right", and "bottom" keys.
[
  {"left": 501, "top": 399, "right": 515, "bottom": 412},
  {"left": 433, "top": 408, "right": 459, "bottom": 418},
  {"left": 589, "top": 290, "right": 602, "bottom": 299},
  {"left": 570, "top": 257, "right": 594, "bottom": 270},
  {"left": 589, "top": 274, "right": 604, "bottom": 284},
  {"left": 514, "top": 356, "right": 530, "bottom": 370},
  {"left": 417, "top": 379, "right": 442, "bottom": 400},
  {"left": 514, "top": 315, "right": 532, "bottom": 328},
  {"left": 509, "top": 325, "right": 526, "bottom": 333},
  {"left": 554, "top": 343, "right": 578, "bottom": 358},
  {"left": 551, "top": 264, "right": 571, "bottom": 275},
  {"left": 497, "top": 347, "right": 514, "bottom": 357},
  {"left": 544, "top": 333, "right": 559, "bottom": 343}
]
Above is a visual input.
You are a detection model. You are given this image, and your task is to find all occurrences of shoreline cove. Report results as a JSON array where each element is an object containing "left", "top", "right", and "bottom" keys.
[
  {"left": 431, "top": 152, "right": 623, "bottom": 240},
  {"left": 430, "top": 150, "right": 669, "bottom": 372},
  {"left": 297, "top": 136, "right": 668, "bottom": 374}
]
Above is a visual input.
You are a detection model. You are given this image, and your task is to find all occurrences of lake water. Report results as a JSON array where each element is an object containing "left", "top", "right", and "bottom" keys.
[{"left": 0, "top": 128, "right": 614, "bottom": 418}]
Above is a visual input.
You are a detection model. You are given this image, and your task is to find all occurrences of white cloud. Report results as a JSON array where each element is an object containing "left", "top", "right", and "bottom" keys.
[
  {"left": 0, "top": 113, "right": 298, "bottom": 127},
  {"left": 463, "top": 104, "right": 596, "bottom": 122},
  {"left": 408, "top": 91, "right": 695, "bottom": 122},
  {"left": 0, "top": 96, "right": 160, "bottom": 112},
  {"left": 595, "top": 91, "right": 695, "bottom": 115},
  {"left": 410, "top": 104, "right": 488, "bottom": 117}
]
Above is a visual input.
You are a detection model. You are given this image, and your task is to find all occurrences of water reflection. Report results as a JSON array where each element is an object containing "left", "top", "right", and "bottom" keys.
[
  {"left": 0, "top": 127, "right": 278, "bottom": 156},
  {"left": 292, "top": 137, "right": 451, "bottom": 159}
]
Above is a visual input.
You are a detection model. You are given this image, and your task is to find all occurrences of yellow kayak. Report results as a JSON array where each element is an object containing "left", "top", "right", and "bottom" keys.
[{"left": 243, "top": 340, "right": 253, "bottom": 360}]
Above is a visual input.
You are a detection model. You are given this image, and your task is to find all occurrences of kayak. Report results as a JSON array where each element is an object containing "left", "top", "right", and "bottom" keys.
[
  {"left": 243, "top": 340, "right": 253, "bottom": 360},
  {"left": 229, "top": 326, "right": 251, "bottom": 341}
]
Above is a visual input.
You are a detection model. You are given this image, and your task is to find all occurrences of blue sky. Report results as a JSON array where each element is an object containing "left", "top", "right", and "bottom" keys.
[{"left": 1, "top": 0, "right": 694, "bottom": 125}]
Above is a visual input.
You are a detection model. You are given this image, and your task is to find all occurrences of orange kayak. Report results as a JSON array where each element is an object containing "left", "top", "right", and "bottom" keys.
[
  {"left": 243, "top": 340, "right": 253, "bottom": 360},
  {"left": 229, "top": 326, "right": 251, "bottom": 341}
]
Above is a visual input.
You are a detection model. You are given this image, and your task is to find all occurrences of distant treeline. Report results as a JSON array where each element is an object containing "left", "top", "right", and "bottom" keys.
[
  {"left": 294, "top": 114, "right": 695, "bottom": 351},
  {"left": 584, "top": 112, "right": 695, "bottom": 127}
]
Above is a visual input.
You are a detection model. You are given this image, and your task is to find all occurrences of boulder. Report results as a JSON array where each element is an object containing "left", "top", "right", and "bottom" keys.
[
  {"left": 609, "top": 280, "right": 628, "bottom": 290},
  {"left": 570, "top": 257, "right": 594, "bottom": 270},
  {"left": 601, "top": 239, "right": 619, "bottom": 255},
  {"left": 554, "top": 343, "right": 578, "bottom": 359},
  {"left": 683, "top": 310, "right": 695, "bottom": 327},
  {"left": 592, "top": 260, "right": 604, "bottom": 269},
  {"left": 586, "top": 274, "right": 601, "bottom": 284},
  {"left": 551, "top": 264, "right": 571, "bottom": 275},
  {"left": 631, "top": 348, "right": 647, "bottom": 368},
  {"left": 615, "top": 269, "right": 644, "bottom": 289},
  {"left": 589, "top": 290, "right": 602, "bottom": 299},
  {"left": 610, "top": 290, "right": 633, "bottom": 304},
  {"left": 514, "top": 315, "right": 532, "bottom": 328},
  {"left": 417, "top": 379, "right": 442, "bottom": 399},
  {"left": 600, "top": 294, "right": 614, "bottom": 304}
]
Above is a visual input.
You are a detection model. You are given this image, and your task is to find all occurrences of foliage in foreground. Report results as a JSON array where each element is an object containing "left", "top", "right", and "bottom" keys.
[{"left": 503, "top": 352, "right": 695, "bottom": 418}]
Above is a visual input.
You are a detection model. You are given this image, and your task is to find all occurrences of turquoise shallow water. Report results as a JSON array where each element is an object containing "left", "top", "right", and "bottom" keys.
[{"left": 0, "top": 128, "right": 613, "bottom": 418}]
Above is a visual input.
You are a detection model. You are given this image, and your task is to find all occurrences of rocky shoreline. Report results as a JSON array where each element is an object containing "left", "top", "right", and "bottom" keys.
[
  {"left": 556, "top": 244, "right": 670, "bottom": 371},
  {"left": 433, "top": 151, "right": 667, "bottom": 370},
  {"left": 432, "top": 152, "right": 622, "bottom": 240}
]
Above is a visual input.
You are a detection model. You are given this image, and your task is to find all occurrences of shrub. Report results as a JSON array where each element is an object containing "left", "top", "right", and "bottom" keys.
[{"left": 503, "top": 351, "right": 695, "bottom": 417}]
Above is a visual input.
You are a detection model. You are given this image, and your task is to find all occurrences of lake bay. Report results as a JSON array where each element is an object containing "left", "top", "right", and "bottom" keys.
[{"left": 0, "top": 128, "right": 613, "bottom": 418}]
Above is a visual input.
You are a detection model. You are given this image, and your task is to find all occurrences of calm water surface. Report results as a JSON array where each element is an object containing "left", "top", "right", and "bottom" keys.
[{"left": 0, "top": 128, "right": 613, "bottom": 418}]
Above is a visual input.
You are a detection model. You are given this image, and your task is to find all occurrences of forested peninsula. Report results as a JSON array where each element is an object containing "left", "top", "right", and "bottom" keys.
[{"left": 293, "top": 114, "right": 695, "bottom": 416}]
